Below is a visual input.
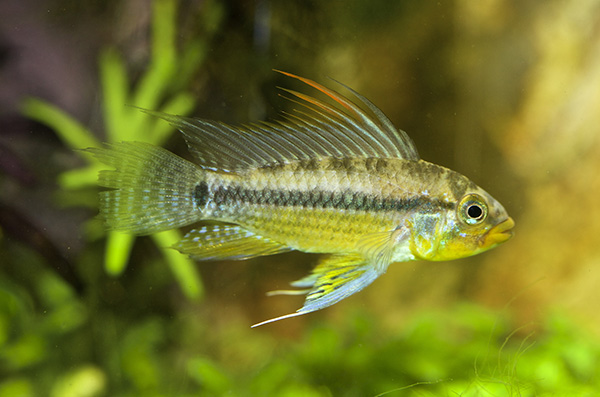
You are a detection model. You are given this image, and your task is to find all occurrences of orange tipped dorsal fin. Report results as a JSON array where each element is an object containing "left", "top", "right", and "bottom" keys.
[
  {"left": 273, "top": 70, "right": 360, "bottom": 115},
  {"left": 145, "top": 71, "right": 419, "bottom": 172}
]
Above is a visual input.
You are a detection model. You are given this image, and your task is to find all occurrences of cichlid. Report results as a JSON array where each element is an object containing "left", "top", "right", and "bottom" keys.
[{"left": 87, "top": 71, "right": 514, "bottom": 327}]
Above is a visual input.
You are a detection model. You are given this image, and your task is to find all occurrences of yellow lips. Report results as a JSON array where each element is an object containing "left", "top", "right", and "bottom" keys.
[{"left": 481, "top": 217, "right": 515, "bottom": 249}]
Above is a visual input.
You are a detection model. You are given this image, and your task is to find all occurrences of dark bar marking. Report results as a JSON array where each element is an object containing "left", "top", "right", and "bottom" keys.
[{"left": 193, "top": 182, "right": 209, "bottom": 208}]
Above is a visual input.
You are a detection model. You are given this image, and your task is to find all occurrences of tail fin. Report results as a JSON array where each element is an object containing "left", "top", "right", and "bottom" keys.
[{"left": 86, "top": 142, "right": 205, "bottom": 235}]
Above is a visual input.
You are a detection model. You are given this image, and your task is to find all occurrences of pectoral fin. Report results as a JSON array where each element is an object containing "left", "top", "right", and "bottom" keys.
[
  {"left": 252, "top": 254, "right": 380, "bottom": 327},
  {"left": 355, "top": 225, "right": 410, "bottom": 272},
  {"left": 175, "top": 225, "right": 291, "bottom": 261}
]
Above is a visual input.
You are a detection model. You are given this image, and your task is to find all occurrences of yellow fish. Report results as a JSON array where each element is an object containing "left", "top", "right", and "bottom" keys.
[{"left": 87, "top": 71, "right": 514, "bottom": 327}]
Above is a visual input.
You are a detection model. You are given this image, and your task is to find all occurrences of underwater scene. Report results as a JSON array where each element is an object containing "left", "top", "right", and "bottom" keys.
[{"left": 1, "top": 0, "right": 600, "bottom": 395}]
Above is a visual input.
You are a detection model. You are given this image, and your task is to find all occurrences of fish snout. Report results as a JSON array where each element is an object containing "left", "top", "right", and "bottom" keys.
[{"left": 481, "top": 217, "right": 515, "bottom": 248}]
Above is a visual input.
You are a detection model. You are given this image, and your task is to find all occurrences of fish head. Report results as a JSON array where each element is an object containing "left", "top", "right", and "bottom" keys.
[{"left": 409, "top": 183, "right": 514, "bottom": 262}]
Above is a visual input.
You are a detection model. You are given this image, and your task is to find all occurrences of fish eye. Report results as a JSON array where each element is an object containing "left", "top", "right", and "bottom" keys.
[{"left": 458, "top": 194, "right": 488, "bottom": 225}]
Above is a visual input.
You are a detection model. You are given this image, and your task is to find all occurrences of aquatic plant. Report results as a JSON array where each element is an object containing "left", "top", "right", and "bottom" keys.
[
  {"left": 1, "top": 263, "right": 598, "bottom": 397},
  {"left": 21, "top": 0, "right": 211, "bottom": 299}
]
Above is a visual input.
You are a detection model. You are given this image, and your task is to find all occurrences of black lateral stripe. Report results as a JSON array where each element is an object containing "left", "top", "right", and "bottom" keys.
[{"left": 212, "top": 185, "right": 453, "bottom": 213}]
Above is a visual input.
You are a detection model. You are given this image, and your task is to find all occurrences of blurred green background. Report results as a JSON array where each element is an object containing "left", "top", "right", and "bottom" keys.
[{"left": 1, "top": 0, "right": 600, "bottom": 395}]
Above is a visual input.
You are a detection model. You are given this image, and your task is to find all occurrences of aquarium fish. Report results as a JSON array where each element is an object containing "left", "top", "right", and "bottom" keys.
[{"left": 87, "top": 71, "right": 514, "bottom": 327}]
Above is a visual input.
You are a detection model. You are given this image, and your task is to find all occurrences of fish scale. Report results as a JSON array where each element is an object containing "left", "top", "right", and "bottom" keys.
[
  {"left": 86, "top": 71, "right": 514, "bottom": 327},
  {"left": 199, "top": 158, "right": 457, "bottom": 259}
]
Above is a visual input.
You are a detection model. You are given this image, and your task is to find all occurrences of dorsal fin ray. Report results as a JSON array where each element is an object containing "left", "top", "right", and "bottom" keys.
[
  {"left": 329, "top": 79, "right": 419, "bottom": 160},
  {"left": 278, "top": 87, "right": 391, "bottom": 154},
  {"left": 276, "top": 71, "right": 419, "bottom": 160},
  {"left": 278, "top": 92, "right": 386, "bottom": 158},
  {"left": 143, "top": 71, "right": 419, "bottom": 172}
]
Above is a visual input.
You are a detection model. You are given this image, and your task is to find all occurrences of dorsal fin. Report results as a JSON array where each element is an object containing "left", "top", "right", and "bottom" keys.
[
  {"left": 143, "top": 71, "right": 419, "bottom": 172},
  {"left": 276, "top": 70, "right": 419, "bottom": 161}
]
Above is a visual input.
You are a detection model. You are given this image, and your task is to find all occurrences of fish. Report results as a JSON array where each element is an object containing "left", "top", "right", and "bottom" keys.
[{"left": 86, "top": 71, "right": 514, "bottom": 327}]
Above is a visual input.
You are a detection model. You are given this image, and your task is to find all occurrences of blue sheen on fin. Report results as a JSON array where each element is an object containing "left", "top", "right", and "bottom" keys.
[{"left": 251, "top": 254, "right": 380, "bottom": 327}]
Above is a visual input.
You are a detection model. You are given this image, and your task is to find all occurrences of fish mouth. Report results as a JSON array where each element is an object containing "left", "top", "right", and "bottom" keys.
[{"left": 481, "top": 217, "right": 515, "bottom": 248}]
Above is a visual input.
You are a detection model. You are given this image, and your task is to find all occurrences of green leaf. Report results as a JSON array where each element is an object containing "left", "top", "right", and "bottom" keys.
[
  {"left": 152, "top": 230, "right": 203, "bottom": 300},
  {"left": 57, "top": 164, "right": 104, "bottom": 189},
  {"left": 20, "top": 98, "right": 100, "bottom": 150},
  {"left": 100, "top": 48, "right": 129, "bottom": 143},
  {"left": 131, "top": 0, "right": 176, "bottom": 111},
  {"left": 104, "top": 232, "right": 136, "bottom": 276}
]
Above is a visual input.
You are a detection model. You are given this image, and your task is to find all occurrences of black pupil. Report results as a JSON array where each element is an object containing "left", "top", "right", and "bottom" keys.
[{"left": 467, "top": 204, "right": 483, "bottom": 219}]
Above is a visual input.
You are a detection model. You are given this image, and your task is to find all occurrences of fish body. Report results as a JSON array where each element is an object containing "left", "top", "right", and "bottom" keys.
[{"left": 88, "top": 71, "right": 514, "bottom": 326}]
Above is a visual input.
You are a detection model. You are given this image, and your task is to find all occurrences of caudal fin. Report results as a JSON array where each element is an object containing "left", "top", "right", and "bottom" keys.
[{"left": 86, "top": 142, "right": 205, "bottom": 235}]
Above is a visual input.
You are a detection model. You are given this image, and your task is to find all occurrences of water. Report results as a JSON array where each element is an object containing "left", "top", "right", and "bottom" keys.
[{"left": 1, "top": 0, "right": 600, "bottom": 395}]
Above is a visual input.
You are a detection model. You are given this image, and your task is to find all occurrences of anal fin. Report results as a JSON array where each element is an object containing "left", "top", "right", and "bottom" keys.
[
  {"left": 252, "top": 253, "right": 380, "bottom": 327},
  {"left": 175, "top": 224, "right": 291, "bottom": 261}
]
